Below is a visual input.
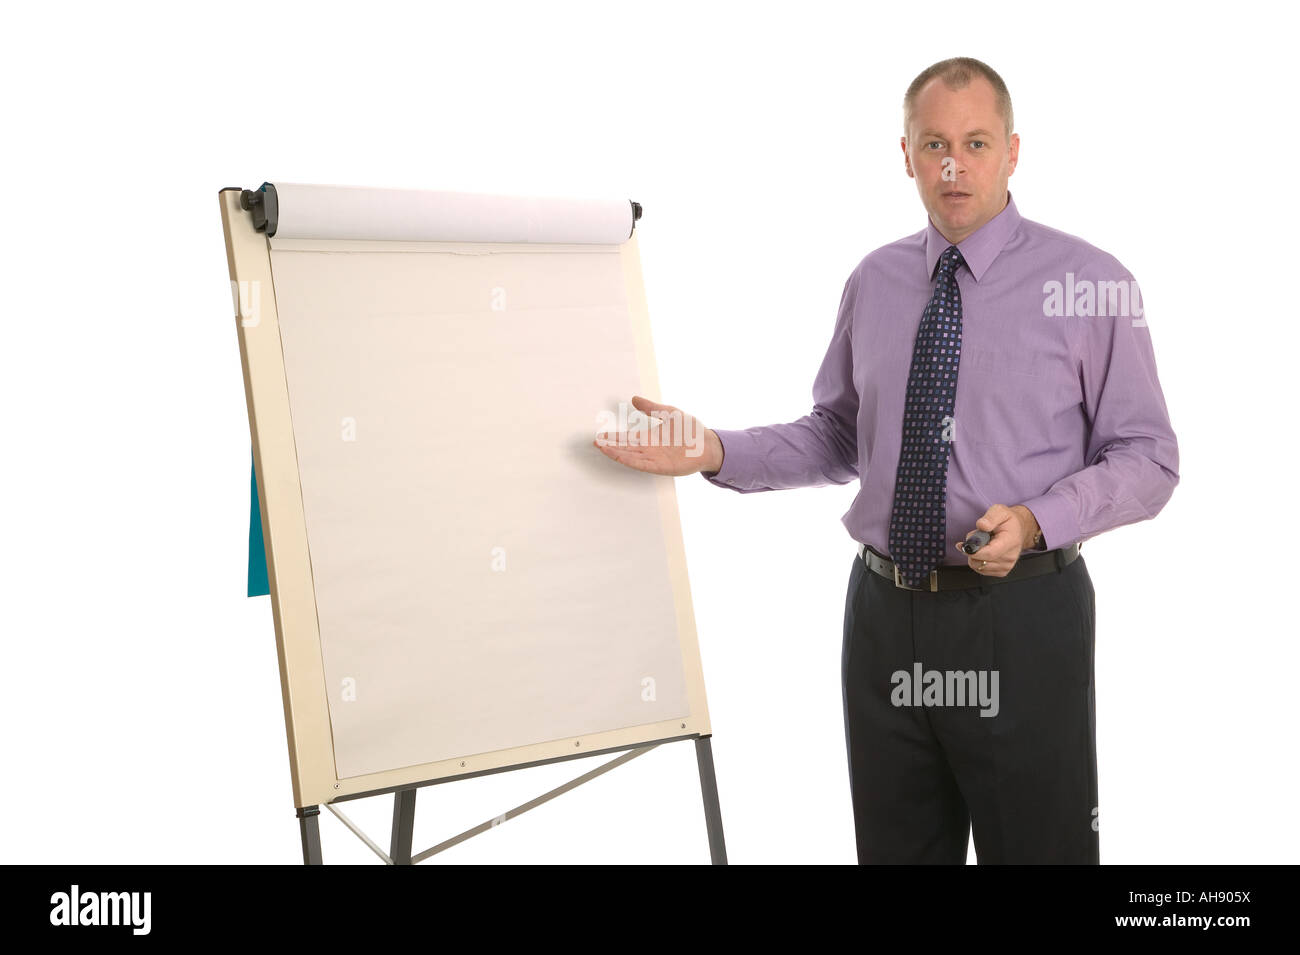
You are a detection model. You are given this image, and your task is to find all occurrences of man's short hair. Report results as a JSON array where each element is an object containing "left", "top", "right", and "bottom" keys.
[{"left": 903, "top": 57, "right": 1014, "bottom": 139}]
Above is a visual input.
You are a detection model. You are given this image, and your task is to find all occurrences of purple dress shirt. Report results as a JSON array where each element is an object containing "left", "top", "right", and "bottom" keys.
[{"left": 702, "top": 192, "right": 1179, "bottom": 564}]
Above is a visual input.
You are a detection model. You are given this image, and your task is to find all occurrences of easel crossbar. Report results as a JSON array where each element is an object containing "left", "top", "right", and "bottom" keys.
[
  {"left": 410, "top": 744, "right": 658, "bottom": 863},
  {"left": 317, "top": 744, "right": 659, "bottom": 864},
  {"left": 324, "top": 803, "right": 394, "bottom": 865}
]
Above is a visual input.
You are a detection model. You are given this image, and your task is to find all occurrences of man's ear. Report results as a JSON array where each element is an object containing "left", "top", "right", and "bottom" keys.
[
  {"left": 900, "top": 136, "right": 914, "bottom": 178},
  {"left": 1007, "top": 132, "right": 1020, "bottom": 176}
]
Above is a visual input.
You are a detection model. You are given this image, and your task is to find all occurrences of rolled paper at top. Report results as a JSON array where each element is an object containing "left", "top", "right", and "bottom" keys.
[{"left": 266, "top": 182, "right": 637, "bottom": 245}]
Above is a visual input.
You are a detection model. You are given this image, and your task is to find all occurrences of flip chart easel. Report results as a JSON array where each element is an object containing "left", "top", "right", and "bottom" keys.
[{"left": 218, "top": 182, "right": 726, "bottom": 864}]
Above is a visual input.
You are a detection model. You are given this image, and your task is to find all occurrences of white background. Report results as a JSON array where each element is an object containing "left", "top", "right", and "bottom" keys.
[{"left": 2, "top": 0, "right": 1295, "bottom": 864}]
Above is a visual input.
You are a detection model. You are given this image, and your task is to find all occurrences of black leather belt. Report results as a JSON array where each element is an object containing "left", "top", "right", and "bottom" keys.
[{"left": 856, "top": 541, "right": 1081, "bottom": 592}]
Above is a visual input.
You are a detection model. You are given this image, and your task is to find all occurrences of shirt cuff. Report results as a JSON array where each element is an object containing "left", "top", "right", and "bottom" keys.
[
  {"left": 699, "top": 428, "right": 760, "bottom": 492},
  {"left": 1018, "top": 491, "right": 1082, "bottom": 551}
]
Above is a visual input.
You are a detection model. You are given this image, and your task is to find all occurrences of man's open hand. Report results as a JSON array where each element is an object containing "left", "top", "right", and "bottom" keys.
[{"left": 593, "top": 395, "right": 723, "bottom": 477}]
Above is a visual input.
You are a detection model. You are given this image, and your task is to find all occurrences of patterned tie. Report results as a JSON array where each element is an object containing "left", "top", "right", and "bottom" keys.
[{"left": 888, "top": 245, "right": 965, "bottom": 588}]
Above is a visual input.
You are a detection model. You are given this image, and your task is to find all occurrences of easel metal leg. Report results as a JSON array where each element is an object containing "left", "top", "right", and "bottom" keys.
[
  {"left": 297, "top": 805, "right": 323, "bottom": 865},
  {"left": 390, "top": 788, "right": 417, "bottom": 865},
  {"left": 694, "top": 737, "right": 727, "bottom": 864}
]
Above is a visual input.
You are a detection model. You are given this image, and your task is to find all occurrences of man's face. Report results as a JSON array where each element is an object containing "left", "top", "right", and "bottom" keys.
[{"left": 901, "top": 76, "right": 1019, "bottom": 244}]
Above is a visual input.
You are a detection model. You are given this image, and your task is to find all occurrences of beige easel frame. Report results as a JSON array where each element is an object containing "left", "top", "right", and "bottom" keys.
[{"left": 217, "top": 187, "right": 723, "bottom": 864}]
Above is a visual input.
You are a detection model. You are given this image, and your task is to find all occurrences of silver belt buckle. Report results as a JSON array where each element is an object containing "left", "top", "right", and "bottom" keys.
[{"left": 894, "top": 564, "right": 939, "bottom": 592}]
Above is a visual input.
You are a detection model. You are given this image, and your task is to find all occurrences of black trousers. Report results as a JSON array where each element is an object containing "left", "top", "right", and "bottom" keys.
[{"left": 841, "top": 547, "right": 1100, "bottom": 864}]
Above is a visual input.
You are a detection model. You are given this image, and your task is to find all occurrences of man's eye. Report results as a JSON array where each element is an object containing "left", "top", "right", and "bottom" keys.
[
  {"left": 971, "top": 141, "right": 986, "bottom": 149},
  {"left": 926, "top": 141, "right": 944, "bottom": 149}
]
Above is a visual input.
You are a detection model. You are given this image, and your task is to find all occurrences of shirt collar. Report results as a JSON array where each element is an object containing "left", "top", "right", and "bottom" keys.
[{"left": 925, "top": 190, "right": 1022, "bottom": 283}]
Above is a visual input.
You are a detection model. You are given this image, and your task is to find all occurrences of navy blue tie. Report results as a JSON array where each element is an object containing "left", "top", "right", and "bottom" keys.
[{"left": 888, "top": 245, "right": 965, "bottom": 587}]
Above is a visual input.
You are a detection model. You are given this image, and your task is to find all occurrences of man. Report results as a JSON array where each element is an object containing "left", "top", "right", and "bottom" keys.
[{"left": 593, "top": 57, "right": 1178, "bottom": 864}]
